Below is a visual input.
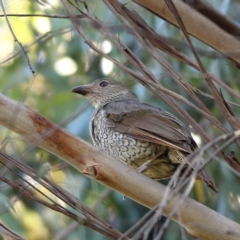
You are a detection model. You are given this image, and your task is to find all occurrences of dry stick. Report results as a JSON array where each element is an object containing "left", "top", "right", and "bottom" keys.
[
  {"left": 0, "top": 28, "right": 73, "bottom": 65},
  {"left": 151, "top": 186, "right": 195, "bottom": 240},
  {"left": 126, "top": 162, "right": 195, "bottom": 240},
  {"left": 0, "top": 148, "right": 118, "bottom": 234},
  {"left": 155, "top": 184, "right": 197, "bottom": 234},
  {"left": 0, "top": 152, "right": 125, "bottom": 239},
  {"left": 121, "top": 209, "right": 156, "bottom": 239},
  {"left": 221, "top": 152, "right": 240, "bottom": 174},
  {"left": 0, "top": 21, "right": 127, "bottom": 65},
  {"left": 192, "top": 132, "right": 240, "bottom": 177},
  {"left": 192, "top": 87, "right": 240, "bottom": 108},
  {"left": 54, "top": 188, "right": 111, "bottom": 240},
  {"left": 127, "top": 160, "right": 195, "bottom": 239},
  {"left": 165, "top": 0, "right": 240, "bottom": 146},
  {"left": 0, "top": 219, "right": 24, "bottom": 240},
  {"left": 0, "top": 0, "right": 35, "bottom": 75},
  {"left": 1, "top": 92, "right": 240, "bottom": 239},
  {"left": 153, "top": 182, "right": 197, "bottom": 240},
  {"left": 53, "top": 222, "right": 79, "bottom": 240},
  {"left": 0, "top": 175, "right": 116, "bottom": 238},
  {"left": 109, "top": 3, "right": 200, "bottom": 70},
  {"left": 0, "top": 14, "right": 84, "bottom": 19}
]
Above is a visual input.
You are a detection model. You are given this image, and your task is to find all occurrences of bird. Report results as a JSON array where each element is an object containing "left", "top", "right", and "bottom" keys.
[{"left": 71, "top": 78, "right": 217, "bottom": 192}]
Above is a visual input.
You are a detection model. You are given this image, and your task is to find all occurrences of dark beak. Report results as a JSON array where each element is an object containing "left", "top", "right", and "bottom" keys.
[{"left": 71, "top": 86, "right": 91, "bottom": 96}]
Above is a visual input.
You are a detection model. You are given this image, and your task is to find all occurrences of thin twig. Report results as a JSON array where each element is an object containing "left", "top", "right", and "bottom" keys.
[{"left": 0, "top": 1, "right": 35, "bottom": 75}]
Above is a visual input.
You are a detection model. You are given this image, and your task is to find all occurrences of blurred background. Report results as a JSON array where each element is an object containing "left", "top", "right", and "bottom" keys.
[{"left": 0, "top": 0, "right": 240, "bottom": 239}]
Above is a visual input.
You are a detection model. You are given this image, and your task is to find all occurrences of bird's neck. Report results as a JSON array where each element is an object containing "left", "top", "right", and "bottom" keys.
[{"left": 94, "top": 92, "right": 138, "bottom": 109}]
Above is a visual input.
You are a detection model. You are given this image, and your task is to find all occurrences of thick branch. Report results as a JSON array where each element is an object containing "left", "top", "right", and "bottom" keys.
[
  {"left": 0, "top": 93, "right": 240, "bottom": 240},
  {"left": 183, "top": 0, "right": 240, "bottom": 38},
  {"left": 134, "top": 0, "right": 240, "bottom": 63}
]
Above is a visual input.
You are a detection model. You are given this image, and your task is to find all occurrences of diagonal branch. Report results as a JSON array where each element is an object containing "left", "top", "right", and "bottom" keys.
[
  {"left": 133, "top": 0, "right": 240, "bottom": 65},
  {"left": 0, "top": 92, "right": 240, "bottom": 239}
]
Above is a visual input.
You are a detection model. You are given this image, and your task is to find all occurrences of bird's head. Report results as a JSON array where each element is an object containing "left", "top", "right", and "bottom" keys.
[{"left": 71, "top": 79, "right": 138, "bottom": 108}]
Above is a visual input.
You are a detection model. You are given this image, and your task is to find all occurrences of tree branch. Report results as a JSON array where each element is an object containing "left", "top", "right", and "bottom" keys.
[
  {"left": 1, "top": 94, "right": 240, "bottom": 239},
  {"left": 133, "top": 0, "right": 240, "bottom": 64}
]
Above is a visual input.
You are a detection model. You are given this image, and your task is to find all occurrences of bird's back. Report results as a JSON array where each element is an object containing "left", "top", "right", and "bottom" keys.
[{"left": 90, "top": 104, "right": 168, "bottom": 170}]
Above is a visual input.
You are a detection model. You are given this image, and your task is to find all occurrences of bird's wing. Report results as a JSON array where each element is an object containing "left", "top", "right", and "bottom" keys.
[{"left": 103, "top": 100, "right": 197, "bottom": 153}]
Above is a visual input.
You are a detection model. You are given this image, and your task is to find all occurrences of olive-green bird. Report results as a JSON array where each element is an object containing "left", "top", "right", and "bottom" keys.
[{"left": 72, "top": 79, "right": 217, "bottom": 192}]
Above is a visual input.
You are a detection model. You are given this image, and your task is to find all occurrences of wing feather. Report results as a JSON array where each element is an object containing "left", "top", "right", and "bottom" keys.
[{"left": 103, "top": 100, "right": 197, "bottom": 153}]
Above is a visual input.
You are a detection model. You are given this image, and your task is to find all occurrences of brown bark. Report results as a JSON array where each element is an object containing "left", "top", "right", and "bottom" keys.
[
  {"left": 183, "top": 0, "right": 240, "bottom": 39},
  {"left": 134, "top": 0, "right": 240, "bottom": 63}
]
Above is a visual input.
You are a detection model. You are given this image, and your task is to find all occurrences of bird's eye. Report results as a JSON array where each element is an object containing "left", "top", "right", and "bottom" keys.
[{"left": 99, "top": 81, "right": 109, "bottom": 87}]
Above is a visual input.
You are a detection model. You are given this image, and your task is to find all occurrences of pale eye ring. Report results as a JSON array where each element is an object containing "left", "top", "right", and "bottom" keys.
[{"left": 99, "top": 81, "right": 109, "bottom": 87}]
